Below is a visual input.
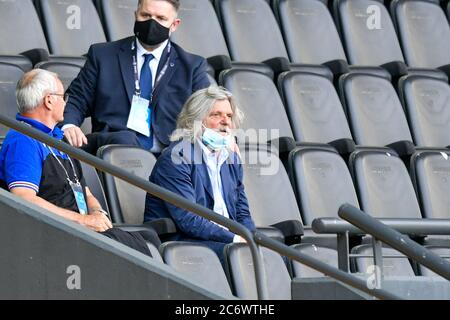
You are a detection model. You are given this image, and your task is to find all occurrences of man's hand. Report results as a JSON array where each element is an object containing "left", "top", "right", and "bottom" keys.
[
  {"left": 80, "top": 212, "right": 113, "bottom": 232},
  {"left": 64, "top": 126, "right": 88, "bottom": 147}
]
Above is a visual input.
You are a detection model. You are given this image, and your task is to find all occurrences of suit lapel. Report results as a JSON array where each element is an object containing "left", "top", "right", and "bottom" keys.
[
  {"left": 220, "top": 163, "right": 235, "bottom": 219},
  {"left": 152, "top": 42, "right": 178, "bottom": 106},
  {"left": 118, "top": 38, "right": 135, "bottom": 105}
]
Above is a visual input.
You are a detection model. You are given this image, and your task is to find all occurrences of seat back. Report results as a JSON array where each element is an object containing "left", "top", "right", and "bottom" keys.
[
  {"left": 98, "top": 145, "right": 158, "bottom": 224},
  {"left": 0, "top": 0, "right": 49, "bottom": 54},
  {"left": 36, "top": 62, "right": 82, "bottom": 90},
  {"left": 220, "top": 69, "right": 294, "bottom": 142},
  {"left": 349, "top": 148, "right": 422, "bottom": 219},
  {"left": 351, "top": 245, "right": 415, "bottom": 277},
  {"left": 335, "top": 0, "right": 404, "bottom": 66},
  {"left": 275, "top": 0, "right": 347, "bottom": 64},
  {"left": 340, "top": 73, "right": 413, "bottom": 146},
  {"left": 398, "top": 75, "right": 450, "bottom": 148},
  {"left": 242, "top": 144, "right": 303, "bottom": 239},
  {"left": 392, "top": 0, "right": 450, "bottom": 69},
  {"left": 216, "top": 0, "right": 289, "bottom": 62},
  {"left": 161, "top": 242, "right": 233, "bottom": 297},
  {"left": 0, "top": 56, "right": 33, "bottom": 72},
  {"left": 36, "top": 0, "right": 106, "bottom": 55},
  {"left": 411, "top": 149, "right": 450, "bottom": 219},
  {"left": 171, "top": 0, "right": 230, "bottom": 59},
  {"left": 289, "top": 146, "right": 360, "bottom": 225},
  {"left": 291, "top": 244, "right": 338, "bottom": 278},
  {"left": 279, "top": 71, "right": 353, "bottom": 143},
  {"left": 96, "top": 0, "right": 135, "bottom": 41},
  {"left": 0, "top": 63, "right": 24, "bottom": 137},
  {"left": 79, "top": 162, "right": 109, "bottom": 214},
  {"left": 225, "top": 243, "right": 291, "bottom": 299}
]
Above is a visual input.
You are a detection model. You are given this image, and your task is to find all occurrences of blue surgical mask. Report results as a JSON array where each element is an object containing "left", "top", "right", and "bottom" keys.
[{"left": 202, "top": 126, "right": 233, "bottom": 151}]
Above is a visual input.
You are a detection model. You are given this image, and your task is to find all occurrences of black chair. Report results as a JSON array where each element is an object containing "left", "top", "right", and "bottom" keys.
[
  {"left": 391, "top": 0, "right": 450, "bottom": 75},
  {"left": 0, "top": 0, "right": 49, "bottom": 55},
  {"left": 160, "top": 241, "right": 234, "bottom": 297},
  {"left": 291, "top": 243, "right": 338, "bottom": 278},
  {"left": 95, "top": 0, "right": 135, "bottom": 41},
  {"left": 97, "top": 145, "right": 175, "bottom": 236},
  {"left": 0, "top": 63, "right": 24, "bottom": 138},
  {"left": 35, "top": 0, "right": 107, "bottom": 56},
  {"left": 224, "top": 243, "right": 292, "bottom": 299},
  {"left": 398, "top": 75, "right": 450, "bottom": 148}
]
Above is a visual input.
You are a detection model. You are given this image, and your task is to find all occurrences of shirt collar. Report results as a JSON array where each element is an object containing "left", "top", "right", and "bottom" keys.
[
  {"left": 16, "top": 114, "right": 64, "bottom": 140},
  {"left": 136, "top": 38, "right": 169, "bottom": 62},
  {"left": 197, "top": 139, "right": 230, "bottom": 165}
]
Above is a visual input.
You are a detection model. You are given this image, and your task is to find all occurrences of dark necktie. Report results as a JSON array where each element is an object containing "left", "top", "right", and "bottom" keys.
[{"left": 138, "top": 53, "right": 154, "bottom": 150}]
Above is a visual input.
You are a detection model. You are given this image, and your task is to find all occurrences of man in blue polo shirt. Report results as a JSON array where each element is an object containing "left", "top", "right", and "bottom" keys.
[{"left": 0, "top": 69, "right": 159, "bottom": 255}]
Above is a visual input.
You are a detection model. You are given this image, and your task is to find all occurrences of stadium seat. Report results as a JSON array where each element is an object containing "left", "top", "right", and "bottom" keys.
[
  {"left": 278, "top": 71, "right": 354, "bottom": 153},
  {"left": 35, "top": 0, "right": 107, "bottom": 56},
  {"left": 224, "top": 243, "right": 291, "bottom": 299},
  {"left": 273, "top": 0, "right": 348, "bottom": 66},
  {"left": 390, "top": 0, "right": 450, "bottom": 72},
  {"left": 97, "top": 145, "right": 158, "bottom": 225},
  {"left": 160, "top": 242, "right": 234, "bottom": 297},
  {"left": 147, "top": 242, "right": 164, "bottom": 263},
  {"left": 419, "top": 246, "right": 450, "bottom": 277},
  {"left": 291, "top": 244, "right": 339, "bottom": 278},
  {"left": 242, "top": 144, "right": 304, "bottom": 243},
  {"left": 349, "top": 147, "right": 422, "bottom": 219},
  {"left": 339, "top": 72, "right": 414, "bottom": 155},
  {"left": 0, "top": 56, "right": 33, "bottom": 72},
  {"left": 0, "top": 0, "right": 49, "bottom": 55},
  {"left": 351, "top": 244, "right": 415, "bottom": 276},
  {"left": 79, "top": 162, "right": 110, "bottom": 214},
  {"left": 0, "top": 63, "right": 24, "bottom": 138},
  {"left": 35, "top": 61, "right": 82, "bottom": 90},
  {"left": 171, "top": 0, "right": 230, "bottom": 60},
  {"left": 219, "top": 69, "right": 295, "bottom": 144},
  {"left": 398, "top": 75, "right": 450, "bottom": 148},
  {"left": 95, "top": 0, "right": 135, "bottom": 41}
]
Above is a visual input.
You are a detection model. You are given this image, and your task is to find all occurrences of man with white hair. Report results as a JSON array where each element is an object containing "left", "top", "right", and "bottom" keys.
[
  {"left": 0, "top": 69, "right": 160, "bottom": 256},
  {"left": 144, "top": 86, "right": 256, "bottom": 264}
]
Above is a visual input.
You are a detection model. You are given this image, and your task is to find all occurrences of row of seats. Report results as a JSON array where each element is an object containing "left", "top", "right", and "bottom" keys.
[{"left": 1, "top": 0, "right": 449, "bottom": 79}]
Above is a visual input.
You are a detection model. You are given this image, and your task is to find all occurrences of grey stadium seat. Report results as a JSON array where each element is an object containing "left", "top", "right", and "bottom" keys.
[
  {"left": 334, "top": 0, "right": 405, "bottom": 67},
  {"left": 349, "top": 148, "right": 422, "bottom": 219},
  {"left": 278, "top": 71, "right": 354, "bottom": 148},
  {"left": 219, "top": 69, "right": 294, "bottom": 143},
  {"left": 242, "top": 144, "right": 304, "bottom": 243},
  {"left": 97, "top": 145, "right": 158, "bottom": 225},
  {"left": 79, "top": 162, "right": 110, "bottom": 215},
  {"left": 410, "top": 149, "right": 450, "bottom": 220},
  {"left": 215, "top": 0, "right": 289, "bottom": 63},
  {"left": 171, "top": 0, "right": 230, "bottom": 60},
  {"left": 224, "top": 243, "right": 291, "bottom": 299},
  {"left": 291, "top": 244, "right": 338, "bottom": 278},
  {"left": 288, "top": 145, "right": 360, "bottom": 226},
  {"left": 160, "top": 242, "right": 233, "bottom": 297},
  {"left": 391, "top": 0, "right": 450, "bottom": 71},
  {"left": 0, "top": 56, "right": 33, "bottom": 72},
  {"left": 0, "top": 0, "right": 49, "bottom": 55},
  {"left": 273, "top": 0, "right": 348, "bottom": 65},
  {"left": 0, "top": 63, "right": 24, "bottom": 138},
  {"left": 339, "top": 73, "right": 414, "bottom": 149},
  {"left": 35, "top": 0, "right": 107, "bottom": 56},
  {"left": 351, "top": 245, "right": 415, "bottom": 277},
  {"left": 398, "top": 75, "right": 450, "bottom": 148},
  {"left": 95, "top": 0, "right": 135, "bottom": 41}
]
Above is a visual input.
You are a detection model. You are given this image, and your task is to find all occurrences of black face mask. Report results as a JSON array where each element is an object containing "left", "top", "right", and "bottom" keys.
[{"left": 134, "top": 19, "right": 170, "bottom": 47}]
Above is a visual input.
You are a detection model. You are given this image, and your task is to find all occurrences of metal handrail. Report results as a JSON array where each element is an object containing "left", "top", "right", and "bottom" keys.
[
  {"left": 0, "top": 116, "right": 403, "bottom": 300},
  {"left": 0, "top": 116, "right": 271, "bottom": 299},
  {"left": 339, "top": 204, "right": 450, "bottom": 281}
]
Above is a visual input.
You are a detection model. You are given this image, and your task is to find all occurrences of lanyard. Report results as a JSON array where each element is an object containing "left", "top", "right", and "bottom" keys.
[
  {"left": 132, "top": 38, "right": 172, "bottom": 103},
  {"left": 45, "top": 144, "right": 80, "bottom": 184}
]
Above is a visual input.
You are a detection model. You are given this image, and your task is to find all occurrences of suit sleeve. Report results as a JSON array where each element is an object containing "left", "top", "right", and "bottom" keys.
[
  {"left": 192, "top": 57, "right": 212, "bottom": 92},
  {"left": 63, "top": 45, "right": 99, "bottom": 126},
  {"left": 235, "top": 164, "right": 256, "bottom": 232},
  {"left": 152, "top": 158, "right": 235, "bottom": 243}
]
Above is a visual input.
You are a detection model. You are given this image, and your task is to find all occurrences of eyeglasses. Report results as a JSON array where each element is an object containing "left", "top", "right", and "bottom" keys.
[{"left": 48, "top": 93, "right": 70, "bottom": 103}]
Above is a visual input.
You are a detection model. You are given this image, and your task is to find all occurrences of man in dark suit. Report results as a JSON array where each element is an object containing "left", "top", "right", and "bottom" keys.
[
  {"left": 144, "top": 86, "right": 256, "bottom": 265},
  {"left": 62, "top": 0, "right": 210, "bottom": 154}
]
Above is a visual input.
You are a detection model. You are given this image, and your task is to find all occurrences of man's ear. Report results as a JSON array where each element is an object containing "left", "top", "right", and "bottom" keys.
[
  {"left": 43, "top": 95, "right": 54, "bottom": 111},
  {"left": 170, "top": 18, "right": 181, "bottom": 33}
]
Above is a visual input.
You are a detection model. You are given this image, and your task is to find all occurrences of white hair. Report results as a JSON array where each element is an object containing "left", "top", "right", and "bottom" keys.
[
  {"left": 170, "top": 86, "right": 244, "bottom": 143},
  {"left": 16, "top": 69, "right": 59, "bottom": 114}
]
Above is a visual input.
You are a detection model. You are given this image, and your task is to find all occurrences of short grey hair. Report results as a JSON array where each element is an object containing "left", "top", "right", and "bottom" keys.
[
  {"left": 170, "top": 86, "right": 244, "bottom": 143},
  {"left": 16, "top": 69, "right": 59, "bottom": 114}
]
